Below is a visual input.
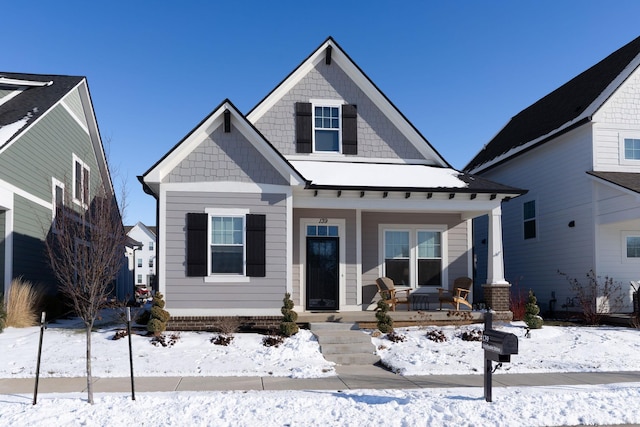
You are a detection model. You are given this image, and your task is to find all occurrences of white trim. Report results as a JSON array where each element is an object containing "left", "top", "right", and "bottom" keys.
[
  {"left": 378, "top": 224, "right": 448, "bottom": 289},
  {"left": 246, "top": 39, "right": 448, "bottom": 166},
  {"left": 285, "top": 155, "right": 433, "bottom": 165},
  {"left": 158, "top": 187, "right": 167, "bottom": 296},
  {"left": 618, "top": 132, "right": 640, "bottom": 165},
  {"left": 206, "top": 209, "right": 249, "bottom": 277},
  {"left": 310, "top": 99, "right": 343, "bottom": 154},
  {"left": 0, "top": 185, "right": 13, "bottom": 296},
  {"left": 72, "top": 153, "right": 90, "bottom": 208},
  {"left": 160, "top": 180, "right": 295, "bottom": 195},
  {"left": 286, "top": 193, "right": 294, "bottom": 296},
  {"left": 299, "top": 218, "right": 346, "bottom": 310},
  {"left": 621, "top": 231, "right": 640, "bottom": 263},
  {"left": 61, "top": 101, "right": 89, "bottom": 135},
  {"left": 355, "top": 209, "right": 362, "bottom": 306},
  {"left": 0, "top": 89, "right": 23, "bottom": 108},
  {"left": 0, "top": 178, "right": 51, "bottom": 210}
]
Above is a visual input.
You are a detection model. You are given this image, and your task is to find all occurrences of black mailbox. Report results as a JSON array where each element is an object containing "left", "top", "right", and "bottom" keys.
[{"left": 482, "top": 329, "right": 518, "bottom": 362}]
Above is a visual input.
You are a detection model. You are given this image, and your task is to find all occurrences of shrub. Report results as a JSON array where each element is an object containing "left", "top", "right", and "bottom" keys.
[
  {"left": 262, "top": 334, "right": 285, "bottom": 347},
  {"left": 375, "top": 300, "right": 393, "bottom": 333},
  {"left": 280, "top": 293, "right": 299, "bottom": 337},
  {"left": 510, "top": 287, "right": 527, "bottom": 321},
  {"left": 147, "top": 292, "right": 170, "bottom": 336},
  {"left": 211, "top": 334, "right": 234, "bottom": 346},
  {"left": 524, "top": 290, "right": 544, "bottom": 329},
  {"left": 559, "top": 270, "right": 625, "bottom": 325},
  {"left": 426, "top": 329, "right": 447, "bottom": 342},
  {"left": 6, "top": 278, "right": 42, "bottom": 327},
  {"left": 458, "top": 329, "right": 483, "bottom": 341},
  {"left": 387, "top": 331, "right": 406, "bottom": 342}
]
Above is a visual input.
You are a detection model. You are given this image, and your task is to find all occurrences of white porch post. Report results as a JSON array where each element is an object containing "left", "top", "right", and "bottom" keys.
[
  {"left": 482, "top": 205, "right": 512, "bottom": 318},
  {"left": 486, "top": 205, "right": 508, "bottom": 285}
]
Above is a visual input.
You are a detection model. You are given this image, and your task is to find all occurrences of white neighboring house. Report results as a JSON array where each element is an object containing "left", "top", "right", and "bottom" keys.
[
  {"left": 465, "top": 36, "right": 640, "bottom": 313},
  {"left": 125, "top": 222, "right": 157, "bottom": 292}
]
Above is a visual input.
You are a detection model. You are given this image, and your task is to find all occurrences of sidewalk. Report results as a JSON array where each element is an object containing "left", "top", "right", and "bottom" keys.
[{"left": 2, "top": 367, "right": 640, "bottom": 394}]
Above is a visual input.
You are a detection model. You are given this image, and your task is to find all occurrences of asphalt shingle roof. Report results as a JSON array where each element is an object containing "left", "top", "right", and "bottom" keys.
[
  {"left": 465, "top": 36, "right": 640, "bottom": 173},
  {"left": 0, "top": 72, "right": 84, "bottom": 148}
]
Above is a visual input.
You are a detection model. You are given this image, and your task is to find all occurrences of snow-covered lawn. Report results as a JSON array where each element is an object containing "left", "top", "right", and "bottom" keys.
[{"left": 1, "top": 317, "right": 639, "bottom": 426}]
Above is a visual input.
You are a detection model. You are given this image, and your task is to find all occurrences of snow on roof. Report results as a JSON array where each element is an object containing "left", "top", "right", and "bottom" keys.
[
  {"left": 0, "top": 108, "right": 37, "bottom": 146},
  {"left": 290, "top": 160, "right": 468, "bottom": 189}
]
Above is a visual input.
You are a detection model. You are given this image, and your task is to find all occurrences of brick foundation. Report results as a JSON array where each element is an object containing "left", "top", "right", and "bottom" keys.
[
  {"left": 482, "top": 283, "right": 513, "bottom": 321},
  {"left": 167, "top": 316, "right": 281, "bottom": 332}
]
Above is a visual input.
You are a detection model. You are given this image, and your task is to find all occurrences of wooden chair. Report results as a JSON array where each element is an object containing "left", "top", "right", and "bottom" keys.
[
  {"left": 376, "top": 277, "right": 411, "bottom": 311},
  {"left": 438, "top": 277, "right": 473, "bottom": 310}
]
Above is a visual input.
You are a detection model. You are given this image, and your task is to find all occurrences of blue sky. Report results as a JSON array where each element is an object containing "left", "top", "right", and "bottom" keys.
[{"left": 3, "top": 1, "right": 640, "bottom": 225}]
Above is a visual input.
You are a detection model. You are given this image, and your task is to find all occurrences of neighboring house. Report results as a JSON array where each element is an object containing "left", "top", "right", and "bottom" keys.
[
  {"left": 0, "top": 72, "right": 123, "bottom": 298},
  {"left": 125, "top": 222, "right": 157, "bottom": 291},
  {"left": 140, "top": 38, "right": 524, "bottom": 319},
  {"left": 465, "top": 36, "right": 640, "bottom": 313}
]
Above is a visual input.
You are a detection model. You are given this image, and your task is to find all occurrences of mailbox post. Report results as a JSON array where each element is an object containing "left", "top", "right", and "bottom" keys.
[{"left": 482, "top": 311, "right": 518, "bottom": 402}]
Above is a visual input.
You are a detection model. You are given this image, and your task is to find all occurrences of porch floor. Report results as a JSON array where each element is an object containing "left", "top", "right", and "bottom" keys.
[{"left": 298, "top": 309, "right": 485, "bottom": 328}]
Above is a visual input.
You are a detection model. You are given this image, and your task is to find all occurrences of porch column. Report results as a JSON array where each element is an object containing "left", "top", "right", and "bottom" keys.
[{"left": 482, "top": 205, "right": 511, "bottom": 318}]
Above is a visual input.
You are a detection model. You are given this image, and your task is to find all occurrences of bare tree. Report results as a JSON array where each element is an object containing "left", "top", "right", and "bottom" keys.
[{"left": 45, "top": 183, "right": 127, "bottom": 404}]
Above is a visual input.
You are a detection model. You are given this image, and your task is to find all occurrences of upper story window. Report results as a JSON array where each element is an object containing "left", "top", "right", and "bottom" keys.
[
  {"left": 72, "top": 154, "right": 90, "bottom": 207},
  {"left": 624, "top": 138, "right": 640, "bottom": 160},
  {"left": 295, "top": 101, "right": 357, "bottom": 155},
  {"left": 523, "top": 200, "right": 537, "bottom": 240},
  {"left": 149, "top": 241, "right": 154, "bottom": 251},
  {"left": 314, "top": 105, "right": 340, "bottom": 152}
]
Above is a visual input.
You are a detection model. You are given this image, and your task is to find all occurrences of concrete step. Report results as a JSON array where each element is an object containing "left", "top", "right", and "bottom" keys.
[
  {"left": 308, "top": 322, "right": 359, "bottom": 331},
  {"left": 312, "top": 330, "right": 372, "bottom": 344},
  {"left": 319, "top": 342, "right": 374, "bottom": 355},
  {"left": 323, "top": 353, "right": 381, "bottom": 365},
  {"left": 310, "top": 327, "right": 378, "bottom": 366}
]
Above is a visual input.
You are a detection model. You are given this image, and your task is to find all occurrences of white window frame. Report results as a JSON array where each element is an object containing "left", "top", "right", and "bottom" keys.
[
  {"left": 383, "top": 229, "right": 411, "bottom": 286},
  {"left": 416, "top": 229, "right": 443, "bottom": 287},
  {"left": 311, "top": 99, "right": 342, "bottom": 154},
  {"left": 622, "top": 231, "right": 640, "bottom": 262},
  {"left": 51, "top": 178, "right": 65, "bottom": 224},
  {"left": 618, "top": 132, "right": 640, "bottom": 165},
  {"left": 72, "top": 154, "right": 90, "bottom": 208},
  {"left": 379, "top": 224, "right": 448, "bottom": 289},
  {"left": 204, "top": 208, "right": 249, "bottom": 283}
]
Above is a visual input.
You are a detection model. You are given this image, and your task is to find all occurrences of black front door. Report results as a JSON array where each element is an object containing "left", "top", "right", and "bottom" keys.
[{"left": 306, "top": 237, "right": 339, "bottom": 310}]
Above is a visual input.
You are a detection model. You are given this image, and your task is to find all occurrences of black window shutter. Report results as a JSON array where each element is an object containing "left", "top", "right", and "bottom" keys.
[
  {"left": 342, "top": 104, "right": 357, "bottom": 155},
  {"left": 246, "top": 214, "right": 266, "bottom": 277},
  {"left": 295, "top": 102, "right": 312, "bottom": 153},
  {"left": 186, "top": 213, "right": 208, "bottom": 277}
]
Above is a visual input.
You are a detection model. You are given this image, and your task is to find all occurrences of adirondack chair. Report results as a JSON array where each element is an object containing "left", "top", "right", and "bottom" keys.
[
  {"left": 438, "top": 277, "right": 473, "bottom": 310},
  {"left": 376, "top": 277, "right": 411, "bottom": 311}
]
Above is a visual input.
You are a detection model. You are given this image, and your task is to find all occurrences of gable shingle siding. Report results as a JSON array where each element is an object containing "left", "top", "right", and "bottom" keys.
[{"left": 254, "top": 62, "right": 425, "bottom": 160}]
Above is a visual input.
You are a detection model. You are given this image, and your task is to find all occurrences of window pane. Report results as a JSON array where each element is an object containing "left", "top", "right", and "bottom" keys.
[
  {"left": 307, "top": 225, "right": 316, "bottom": 236},
  {"left": 625, "top": 139, "right": 640, "bottom": 160},
  {"left": 385, "top": 259, "right": 410, "bottom": 286},
  {"left": 524, "top": 220, "right": 536, "bottom": 239},
  {"left": 315, "top": 130, "right": 339, "bottom": 151},
  {"left": 318, "top": 226, "right": 327, "bottom": 236},
  {"left": 627, "top": 237, "right": 640, "bottom": 257},
  {"left": 75, "top": 161, "right": 82, "bottom": 199},
  {"left": 418, "top": 259, "right": 441, "bottom": 286},
  {"left": 523, "top": 200, "right": 535, "bottom": 220},
  {"left": 418, "top": 231, "right": 441, "bottom": 258},
  {"left": 385, "top": 231, "right": 409, "bottom": 258},
  {"left": 328, "top": 226, "right": 338, "bottom": 236},
  {"left": 211, "top": 246, "right": 243, "bottom": 274}
]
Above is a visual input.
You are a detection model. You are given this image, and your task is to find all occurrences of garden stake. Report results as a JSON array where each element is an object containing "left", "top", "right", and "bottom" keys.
[{"left": 127, "top": 307, "right": 136, "bottom": 400}]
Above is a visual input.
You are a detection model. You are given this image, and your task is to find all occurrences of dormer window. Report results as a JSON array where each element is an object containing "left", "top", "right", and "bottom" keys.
[
  {"left": 314, "top": 105, "right": 340, "bottom": 152},
  {"left": 295, "top": 102, "right": 357, "bottom": 155}
]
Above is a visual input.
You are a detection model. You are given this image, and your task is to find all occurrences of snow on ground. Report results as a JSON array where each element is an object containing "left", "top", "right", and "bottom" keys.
[{"left": 1, "top": 315, "right": 640, "bottom": 426}]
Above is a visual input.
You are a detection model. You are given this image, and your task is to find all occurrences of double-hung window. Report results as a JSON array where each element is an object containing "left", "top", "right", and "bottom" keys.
[
  {"left": 417, "top": 231, "right": 442, "bottom": 286},
  {"left": 314, "top": 105, "right": 340, "bottom": 152},
  {"left": 186, "top": 212, "right": 266, "bottom": 278},
  {"left": 72, "top": 154, "right": 90, "bottom": 207},
  {"left": 384, "top": 230, "right": 410, "bottom": 286},
  {"left": 210, "top": 216, "right": 244, "bottom": 275},
  {"left": 626, "top": 235, "right": 640, "bottom": 258},
  {"left": 523, "top": 200, "right": 536, "bottom": 240}
]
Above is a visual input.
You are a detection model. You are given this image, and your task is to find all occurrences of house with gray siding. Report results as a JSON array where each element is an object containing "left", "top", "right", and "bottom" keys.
[
  {"left": 141, "top": 38, "right": 524, "bottom": 319},
  {"left": 0, "top": 72, "right": 121, "bottom": 298},
  {"left": 465, "top": 36, "right": 640, "bottom": 313}
]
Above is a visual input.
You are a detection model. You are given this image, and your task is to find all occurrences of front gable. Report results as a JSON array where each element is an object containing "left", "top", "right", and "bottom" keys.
[{"left": 247, "top": 38, "right": 448, "bottom": 166}]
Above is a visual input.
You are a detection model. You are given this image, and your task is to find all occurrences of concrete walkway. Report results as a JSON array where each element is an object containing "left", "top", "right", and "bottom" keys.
[{"left": 2, "top": 367, "right": 640, "bottom": 394}]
